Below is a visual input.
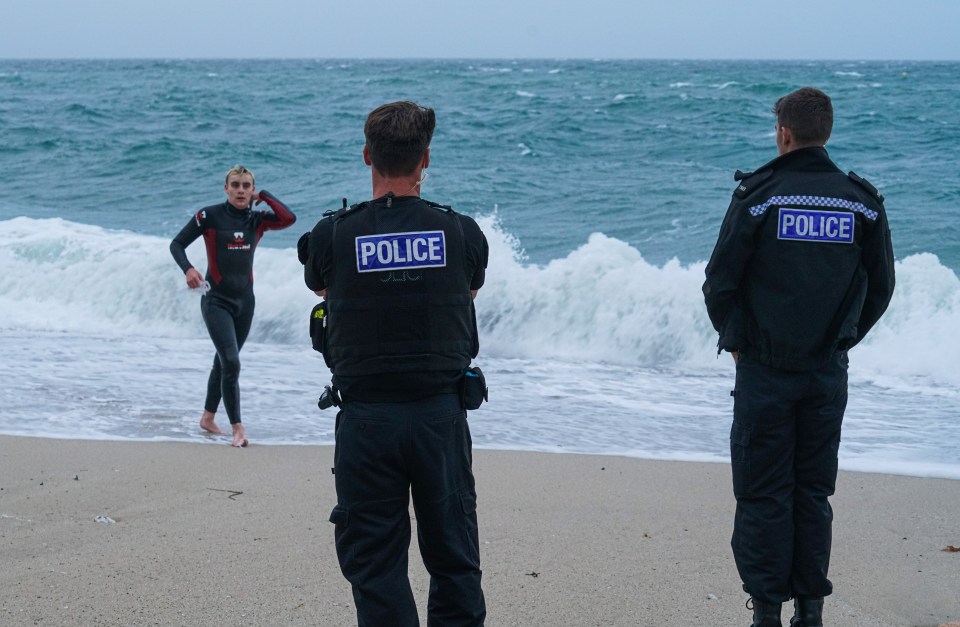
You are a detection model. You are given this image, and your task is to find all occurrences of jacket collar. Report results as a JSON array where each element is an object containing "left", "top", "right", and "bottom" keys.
[{"left": 760, "top": 145, "right": 838, "bottom": 174}]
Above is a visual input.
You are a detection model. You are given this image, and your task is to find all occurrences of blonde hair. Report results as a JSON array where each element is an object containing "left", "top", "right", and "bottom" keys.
[{"left": 224, "top": 164, "right": 255, "bottom": 184}]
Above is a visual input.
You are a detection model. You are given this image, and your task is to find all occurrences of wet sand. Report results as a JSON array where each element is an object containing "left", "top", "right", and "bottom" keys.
[{"left": 1, "top": 436, "right": 957, "bottom": 626}]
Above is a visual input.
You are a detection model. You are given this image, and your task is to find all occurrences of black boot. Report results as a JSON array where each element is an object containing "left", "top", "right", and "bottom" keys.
[
  {"left": 747, "top": 597, "right": 782, "bottom": 627},
  {"left": 789, "top": 597, "right": 823, "bottom": 627}
]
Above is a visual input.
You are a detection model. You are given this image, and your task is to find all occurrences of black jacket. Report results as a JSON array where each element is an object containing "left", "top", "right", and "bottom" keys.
[{"left": 703, "top": 146, "right": 895, "bottom": 370}]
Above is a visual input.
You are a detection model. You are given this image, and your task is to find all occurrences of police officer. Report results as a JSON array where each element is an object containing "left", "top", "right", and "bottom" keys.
[
  {"left": 303, "top": 101, "right": 488, "bottom": 626},
  {"left": 702, "top": 87, "right": 895, "bottom": 627}
]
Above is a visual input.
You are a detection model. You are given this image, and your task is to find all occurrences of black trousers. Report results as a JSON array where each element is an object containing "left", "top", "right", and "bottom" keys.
[
  {"left": 730, "top": 353, "right": 848, "bottom": 604},
  {"left": 330, "top": 392, "right": 486, "bottom": 627},
  {"left": 200, "top": 292, "right": 254, "bottom": 424}
]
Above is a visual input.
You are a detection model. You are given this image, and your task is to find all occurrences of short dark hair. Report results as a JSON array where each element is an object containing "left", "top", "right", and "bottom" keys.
[
  {"left": 364, "top": 101, "right": 436, "bottom": 177},
  {"left": 773, "top": 87, "right": 833, "bottom": 146}
]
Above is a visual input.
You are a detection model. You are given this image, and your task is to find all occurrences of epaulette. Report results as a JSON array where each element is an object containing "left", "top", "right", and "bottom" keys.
[
  {"left": 422, "top": 198, "right": 455, "bottom": 213},
  {"left": 732, "top": 168, "right": 773, "bottom": 199},
  {"left": 322, "top": 198, "right": 368, "bottom": 221},
  {"left": 848, "top": 171, "right": 884, "bottom": 203}
]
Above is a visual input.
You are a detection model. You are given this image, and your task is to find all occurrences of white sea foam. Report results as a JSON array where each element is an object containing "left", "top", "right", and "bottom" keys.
[
  {"left": 853, "top": 253, "right": 960, "bottom": 390},
  {"left": 1, "top": 216, "right": 958, "bottom": 384}
]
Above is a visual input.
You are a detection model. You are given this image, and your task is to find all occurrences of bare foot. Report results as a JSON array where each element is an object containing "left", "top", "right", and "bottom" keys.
[
  {"left": 231, "top": 424, "right": 248, "bottom": 448},
  {"left": 200, "top": 411, "right": 225, "bottom": 435}
]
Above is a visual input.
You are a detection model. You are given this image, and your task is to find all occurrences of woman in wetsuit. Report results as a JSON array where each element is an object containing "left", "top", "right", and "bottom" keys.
[{"left": 170, "top": 165, "right": 296, "bottom": 447}]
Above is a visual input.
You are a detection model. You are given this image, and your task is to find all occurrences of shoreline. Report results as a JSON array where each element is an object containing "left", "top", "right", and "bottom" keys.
[
  {"left": 1, "top": 435, "right": 958, "bottom": 626},
  {"left": 5, "top": 431, "right": 960, "bottom": 482}
]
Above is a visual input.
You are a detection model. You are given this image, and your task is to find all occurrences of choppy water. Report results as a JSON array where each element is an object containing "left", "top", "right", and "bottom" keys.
[{"left": 1, "top": 59, "right": 958, "bottom": 478}]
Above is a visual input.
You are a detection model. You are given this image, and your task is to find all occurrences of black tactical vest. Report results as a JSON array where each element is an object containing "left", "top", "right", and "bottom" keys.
[{"left": 324, "top": 196, "right": 479, "bottom": 376}]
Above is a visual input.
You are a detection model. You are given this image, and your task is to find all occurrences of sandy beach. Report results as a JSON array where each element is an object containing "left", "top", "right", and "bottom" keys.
[{"left": 0, "top": 435, "right": 957, "bottom": 626}]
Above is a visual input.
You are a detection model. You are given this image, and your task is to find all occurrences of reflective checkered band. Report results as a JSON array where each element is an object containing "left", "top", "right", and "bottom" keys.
[{"left": 747, "top": 195, "right": 878, "bottom": 221}]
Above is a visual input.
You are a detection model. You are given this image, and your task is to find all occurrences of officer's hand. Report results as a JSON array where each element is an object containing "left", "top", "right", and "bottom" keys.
[
  {"left": 731, "top": 351, "right": 740, "bottom": 364},
  {"left": 251, "top": 190, "right": 263, "bottom": 205}
]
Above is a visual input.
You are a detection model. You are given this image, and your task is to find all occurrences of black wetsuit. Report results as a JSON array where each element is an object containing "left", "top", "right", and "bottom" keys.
[{"left": 170, "top": 191, "right": 296, "bottom": 424}]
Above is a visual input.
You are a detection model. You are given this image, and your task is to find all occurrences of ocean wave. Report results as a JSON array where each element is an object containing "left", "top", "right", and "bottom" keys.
[
  {"left": 63, "top": 102, "right": 110, "bottom": 119},
  {"left": 1, "top": 216, "right": 957, "bottom": 387}
]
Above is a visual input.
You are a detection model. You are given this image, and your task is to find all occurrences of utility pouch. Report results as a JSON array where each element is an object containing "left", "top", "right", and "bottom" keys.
[
  {"left": 317, "top": 384, "right": 341, "bottom": 410},
  {"left": 309, "top": 301, "right": 327, "bottom": 353},
  {"left": 460, "top": 366, "right": 488, "bottom": 410}
]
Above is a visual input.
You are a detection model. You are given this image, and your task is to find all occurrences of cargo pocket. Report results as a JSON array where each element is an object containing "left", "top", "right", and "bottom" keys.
[
  {"left": 458, "top": 490, "right": 477, "bottom": 515},
  {"left": 329, "top": 505, "right": 358, "bottom": 582},
  {"left": 730, "top": 421, "right": 752, "bottom": 498},
  {"left": 329, "top": 504, "right": 349, "bottom": 526},
  {"left": 457, "top": 490, "right": 481, "bottom": 563}
]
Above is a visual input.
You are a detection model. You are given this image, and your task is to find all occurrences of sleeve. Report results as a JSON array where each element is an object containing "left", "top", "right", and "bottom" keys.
[
  {"left": 169, "top": 210, "right": 206, "bottom": 274},
  {"left": 461, "top": 215, "right": 488, "bottom": 291},
  {"left": 852, "top": 205, "right": 895, "bottom": 345},
  {"left": 257, "top": 190, "right": 297, "bottom": 231},
  {"left": 702, "top": 196, "right": 757, "bottom": 350},
  {"left": 304, "top": 218, "right": 333, "bottom": 292}
]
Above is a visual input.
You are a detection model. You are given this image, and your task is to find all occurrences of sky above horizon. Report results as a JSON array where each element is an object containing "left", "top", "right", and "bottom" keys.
[{"left": 2, "top": 0, "right": 959, "bottom": 60}]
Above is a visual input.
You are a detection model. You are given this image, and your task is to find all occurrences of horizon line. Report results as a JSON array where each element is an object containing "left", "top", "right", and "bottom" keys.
[{"left": 1, "top": 56, "right": 957, "bottom": 63}]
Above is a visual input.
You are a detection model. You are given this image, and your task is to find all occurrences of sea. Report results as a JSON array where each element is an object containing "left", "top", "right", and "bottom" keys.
[{"left": 1, "top": 59, "right": 958, "bottom": 479}]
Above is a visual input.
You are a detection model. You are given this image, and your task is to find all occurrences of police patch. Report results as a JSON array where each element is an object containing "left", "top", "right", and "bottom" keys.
[
  {"left": 778, "top": 208, "right": 854, "bottom": 244},
  {"left": 355, "top": 230, "right": 446, "bottom": 273}
]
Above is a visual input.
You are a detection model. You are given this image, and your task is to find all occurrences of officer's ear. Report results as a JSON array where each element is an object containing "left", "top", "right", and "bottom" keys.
[
  {"left": 776, "top": 124, "right": 795, "bottom": 156},
  {"left": 421, "top": 147, "right": 430, "bottom": 170},
  {"left": 363, "top": 144, "right": 372, "bottom": 166}
]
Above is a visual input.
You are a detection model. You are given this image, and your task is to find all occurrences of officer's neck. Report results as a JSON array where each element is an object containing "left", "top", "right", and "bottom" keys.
[{"left": 371, "top": 169, "right": 423, "bottom": 200}]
